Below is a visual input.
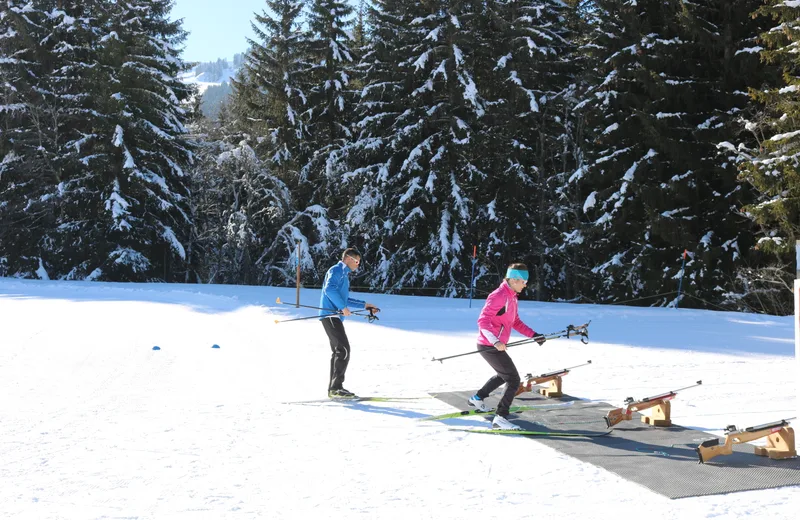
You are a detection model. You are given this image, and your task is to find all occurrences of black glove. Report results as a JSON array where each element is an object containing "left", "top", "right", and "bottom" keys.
[{"left": 533, "top": 334, "right": 546, "bottom": 346}]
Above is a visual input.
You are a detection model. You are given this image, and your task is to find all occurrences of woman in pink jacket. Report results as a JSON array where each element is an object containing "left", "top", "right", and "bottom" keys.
[{"left": 469, "top": 263, "right": 546, "bottom": 430}]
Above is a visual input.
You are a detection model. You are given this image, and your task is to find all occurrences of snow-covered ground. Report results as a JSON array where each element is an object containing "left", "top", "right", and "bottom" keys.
[{"left": 1, "top": 278, "right": 797, "bottom": 519}]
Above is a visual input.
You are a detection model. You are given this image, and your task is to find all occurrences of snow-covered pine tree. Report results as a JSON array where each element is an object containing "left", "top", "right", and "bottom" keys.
[
  {"left": 232, "top": 0, "right": 309, "bottom": 178},
  {"left": 348, "top": 0, "right": 369, "bottom": 107},
  {"left": 574, "top": 0, "right": 768, "bottom": 308},
  {"left": 340, "top": 0, "right": 412, "bottom": 288},
  {"left": 477, "top": 0, "right": 577, "bottom": 300},
  {"left": 297, "top": 0, "right": 358, "bottom": 276},
  {"left": 82, "top": 0, "right": 195, "bottom": 281},
  {"left": 0, "top": 1, "right": 104, "bottom": 279},
  {"left": 547, "top": 0, "right": 600, "bottom": 302},
  {"left": 349, "top": 0, "right": 487, "bottom": 296},
  {"left": 352, "top": 0, "right": 368, "bottom": 53},
  {"left": 732, "top": 0, "right": 800, "bottom": 314},
  {"left": 229, "top": 0, "right": 342, "bottom": 284},
  {"left": 186, "top": 114, "right": 293, "bottom": 285},
  {"left": 0, "top": 1, "right": 59, "bottom": 277}
]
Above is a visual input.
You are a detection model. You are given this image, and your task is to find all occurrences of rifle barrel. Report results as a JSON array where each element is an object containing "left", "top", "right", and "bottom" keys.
[
  {"left": 743, "top": 417, "right": 796, "bottom": 433},
  {"left": 640, "top": 381, "right": 702, "bottom": 402},
  {"left": 535, "top": 361, "right": 592, "bottom": 378}
]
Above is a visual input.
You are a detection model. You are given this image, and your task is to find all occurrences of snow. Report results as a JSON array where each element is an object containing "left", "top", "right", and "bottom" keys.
[
  {"left": 112, "top": 125, "right": 124, "bottom": 147},
  {"left": 35, "top": 258, "right": 49, "bottom": 280},
  {"left": 0, "top": 278, "right": 797, "bottom": 519},
  {"left": 583, "top": 191, "right": 597, "bottom": 212},
  {"left": 770, "top": 129, "right": 800, "bottom": 142},
  {"left": 735, "top": 46, "right": 764, "bottom": 55},
  {"left": 412, "top": 50, "right": 430, "bottom": 71},
  {"left": 162, "top": 226, "right": 186, "bottom": 260}
]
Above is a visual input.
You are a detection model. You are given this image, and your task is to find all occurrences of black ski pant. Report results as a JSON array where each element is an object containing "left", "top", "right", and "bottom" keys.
[
  {"left": 322, "top": 316, "right": 351, "bottom": 391},
  {"left": 475, "top": 344, "right": 521, "bottom": 417}
]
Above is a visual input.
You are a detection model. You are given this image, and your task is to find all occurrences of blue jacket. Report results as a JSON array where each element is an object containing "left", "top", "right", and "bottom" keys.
[{"left": 319, "top": 261, "right": 365, "bottom": 320}]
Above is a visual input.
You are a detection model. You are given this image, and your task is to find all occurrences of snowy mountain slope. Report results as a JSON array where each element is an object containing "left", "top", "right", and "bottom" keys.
[{"left": 180, "top": 56, "right": 241, "bottom": 94}]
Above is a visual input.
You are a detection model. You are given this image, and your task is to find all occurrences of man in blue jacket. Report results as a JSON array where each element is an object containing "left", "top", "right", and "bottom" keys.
[{"left": 320, "top": 248, "right": 379, "bottom": 398}]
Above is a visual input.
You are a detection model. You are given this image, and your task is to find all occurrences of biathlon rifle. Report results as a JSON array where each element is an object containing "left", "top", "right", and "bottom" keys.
[
  {"left": 516, "top": 360, "right": 592, "bottom": 396},
  {"left": 696, "top": 417, "right": 796, "bottom": 464},
  {"left": 604, "top": 380, "right": 702, "bottom": 428}
]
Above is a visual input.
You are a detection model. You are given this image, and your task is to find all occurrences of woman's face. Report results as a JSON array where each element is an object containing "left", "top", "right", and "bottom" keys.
[{"left": 508, "top": 277, "right": 527, "bottom": 293}]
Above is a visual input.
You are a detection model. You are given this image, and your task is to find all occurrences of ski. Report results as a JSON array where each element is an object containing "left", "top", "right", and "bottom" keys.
[
  {"left": 348, "top": 396, "right": 431, "bottom": 402},
  {"left": 285, "top": 396, "right": 433, "bottom": 405},
  {"left": 449, "top": 427, "right": 612, "bottom": 438},
  {"left": 420, "top": 401, "right": 574, "bottom": 421}
]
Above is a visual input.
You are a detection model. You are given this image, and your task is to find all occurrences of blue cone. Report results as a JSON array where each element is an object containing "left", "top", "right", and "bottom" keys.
[
  {"left": 211, "top": 344, "right": 220, "bottom": 349},
  {"left": 152, "top": 346, "right": 161, "bottom": 351}
]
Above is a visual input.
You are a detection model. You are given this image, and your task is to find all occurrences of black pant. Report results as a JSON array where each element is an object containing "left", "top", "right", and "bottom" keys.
[
  {"left": 475, "top": 344, "right": 520, "bottom": 417},
  {"left": 322, "top": 317, "right": 351, "bottom": 390}
]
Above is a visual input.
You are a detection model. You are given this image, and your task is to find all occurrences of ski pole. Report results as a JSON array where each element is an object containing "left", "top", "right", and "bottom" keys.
[
  {"left": 275, "top": 312, "right": 339, "bottom": 324},
  {"left": 677, "top": 249, "right": 687, "bottom": 308},
  {"left": 276, "top": 297, "right": 337, "bottom": 313},
  {"left": 469, "top": 245, "right": 477, "bottom": 308},
  {"left": 431, "top": 331, "right": 560, "bottom": 363},
  {"left": 431, "top": 322, "right": 591, "bottom": 363},
  {"left": 274, "top": 308, "right": 379, "bottom": 324},
  {"left": 276, "top": 297, "right": 379, "bottom": 317}
]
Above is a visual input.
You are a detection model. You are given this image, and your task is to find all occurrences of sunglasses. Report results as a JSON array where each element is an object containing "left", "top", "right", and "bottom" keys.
[{"left": 346, "top": 255, "right": 361, "bottom": 265}]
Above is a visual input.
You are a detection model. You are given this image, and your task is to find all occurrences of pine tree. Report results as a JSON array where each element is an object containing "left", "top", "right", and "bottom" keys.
[
  {"left": 349, "top": 0, "right": 488, "bottom": 295},
  {"left": 232, "top": 0, "right": 309, "bottom": 178},
  {"left": 80, "top": 0, "right": 196, "bottom": 281},
  {"left": 733, "top": 0, "right": 800, "bottom": 313},
  {"left": 352, "top": 0, "right": 368, "bottom": 52},
  {"left": 574, "top": 0, "right": 769, "bottom": 308},
  {"left": 186, "top": 114, "right": 293, "bottom": 285},
  {"left": 292, "top": 0, "right": 358, "bottom": 277},
  {"left": 341, "top": 0, "right": 411, "bottom": 287},
  {"left": 304, "top": 0, "right": 357, "bottom": 168},
  {"left": 0, "top": 1, "right": 102, "bottom": 278},
  {"left": 477, "top": 0, "right": 578, "bottom": 299}
]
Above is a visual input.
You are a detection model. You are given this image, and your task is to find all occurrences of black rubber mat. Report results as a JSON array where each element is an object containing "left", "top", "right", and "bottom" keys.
[{"left": 434, "top": 389, "right": 800, "bottom": 499}]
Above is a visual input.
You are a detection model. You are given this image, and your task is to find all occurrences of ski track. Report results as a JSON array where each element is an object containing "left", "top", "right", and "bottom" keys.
[{"left": 0, "top": 280, "right": 797, "bottom": 519}]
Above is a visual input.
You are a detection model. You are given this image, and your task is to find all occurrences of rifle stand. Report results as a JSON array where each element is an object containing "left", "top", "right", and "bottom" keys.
[
  {"left": 515, "top": 378, "right": 563, "bottom": 398},
  {"left": 696, "top": 419, "right": 796, "bottom": 463},
  {"left": 641, "top": 400, "right": 672, "bottom": 427},
  {"left": 537, "top": 377, "right": 563, "bottom": 398},
  {"left": 753, "top": 427, "right": 796, "bottom": 460}
]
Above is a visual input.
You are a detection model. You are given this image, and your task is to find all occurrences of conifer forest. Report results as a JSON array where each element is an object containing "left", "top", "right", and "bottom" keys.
[{"left": 3, "top": 0, "right": 800, "bottom": 314}]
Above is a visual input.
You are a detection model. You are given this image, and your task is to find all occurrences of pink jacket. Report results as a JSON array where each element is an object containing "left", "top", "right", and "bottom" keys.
[{"left": 477, "top": 281, "right": 535, "bottom": 346}]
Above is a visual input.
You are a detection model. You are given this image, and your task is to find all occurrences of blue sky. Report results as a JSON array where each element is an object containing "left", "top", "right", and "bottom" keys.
[
  {"left": 170, "top": 0, "right": 360, "bottom": 64},
  {"left": 170, "top": 0, "right": 267, "bottom": 63}
]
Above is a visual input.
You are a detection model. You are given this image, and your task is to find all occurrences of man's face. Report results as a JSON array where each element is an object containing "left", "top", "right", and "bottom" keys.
[{"left": 345, "top": 255, "right": 361, "bottom": 270}]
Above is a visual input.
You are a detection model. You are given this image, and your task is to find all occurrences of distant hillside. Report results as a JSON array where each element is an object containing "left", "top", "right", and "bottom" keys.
[{"left": 181, "top": 54, "right": 244, "bottom": 119}]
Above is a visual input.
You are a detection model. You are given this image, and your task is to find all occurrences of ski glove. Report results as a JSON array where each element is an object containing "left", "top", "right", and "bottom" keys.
[{"left": 533, "top": 334, "right": 546, "bottom": 346}]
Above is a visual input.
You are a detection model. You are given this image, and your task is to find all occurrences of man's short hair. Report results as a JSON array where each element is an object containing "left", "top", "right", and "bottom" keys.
[{"left": 342, "top": 247, "right": 362, "bottom": 261}]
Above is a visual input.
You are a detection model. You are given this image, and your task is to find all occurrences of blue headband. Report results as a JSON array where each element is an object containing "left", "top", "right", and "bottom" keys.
[{"left": 506, "top": 268, "right": 529, "bottom": 281}]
